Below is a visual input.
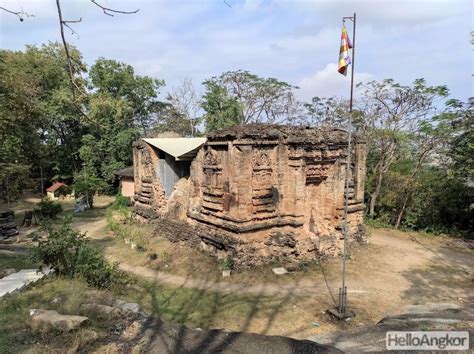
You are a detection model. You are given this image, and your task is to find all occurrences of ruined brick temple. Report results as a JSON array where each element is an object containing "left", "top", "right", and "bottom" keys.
[{"left": 133, "top": 125, "right": 367, "bottom": 266}]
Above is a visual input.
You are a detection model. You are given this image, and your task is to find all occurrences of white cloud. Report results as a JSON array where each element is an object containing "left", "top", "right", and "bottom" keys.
[
  {"left": 1, "top": 0, "right": 471, "bottom": 102},
  {"left": 269, "top": 0, "right": 467, "bottom": 26},
  {"left": 298, "top": 63, "right": 374, "bottom": 101}
]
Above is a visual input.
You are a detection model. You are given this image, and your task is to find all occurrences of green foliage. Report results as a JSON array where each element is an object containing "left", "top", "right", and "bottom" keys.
[
  {"left": 34, "top": 199, "right": 63, "bottom": 219},
  {"left": 303, "top": 97, "right": 349, "bottom": 127},
  {"left": 202, "top": 70, "right": 299, "bottom": 130},
  {"left": 114, "top": 194, "right": 130, "bottom": 208},
  {"left": 201, "top": 81, "right": 243, "bottom": 132},
  {"left": 0, "top": 43, "right": 85, "bottom": 198},
  {"left": 89, "top": 58, "right": 165, "bottom": 136},
  {"left": 31, "top": 220, "right": 127, "bottom": 289},
  {"left": 222, "top": 256, "right": 235, "bottom": 271},
  {"left": 0, "top": 46, "right": 166, "bottom": 200},
  {"left": 442, "top": 98, "right": 474, "bottom": 181},
  {"left": 73, "top": 166, "right": 106, "bottom": 208},
  {"left": 402, "top": 169, "right": 473, "bottom": 236}
]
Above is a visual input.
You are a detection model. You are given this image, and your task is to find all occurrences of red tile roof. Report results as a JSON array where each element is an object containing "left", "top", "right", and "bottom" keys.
[{"left": 46, "top": 182, "right": 66, "bottom": 193}]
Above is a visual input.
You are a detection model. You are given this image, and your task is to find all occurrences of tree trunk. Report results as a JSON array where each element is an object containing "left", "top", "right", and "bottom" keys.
[
  {"left": 369, "top": 166, "right": 384, "bottom": 216},
  {"left": 394, "top": 148, "right": 430, "bottom": 229},
  {"left": 395, "top": 195, "right": 408, "bottom": 229},
  {"left": 6, "top": 177, "right": 9, "bottom": 207},
  {"left": 87, "top": 193, "right": 94, "bottom": 209}
]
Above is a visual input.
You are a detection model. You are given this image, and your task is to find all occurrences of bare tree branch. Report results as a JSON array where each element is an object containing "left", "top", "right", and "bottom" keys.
[
  {"left": 0, "top": 6, "right": 34, "bottom": 21},
  {"left": 62, "top": 18, "right": 82, "bottom": 39},
  {"left": 91, "top": 0, "right": 139, "bottom": 16},
  {"left": 55, "top": 0, "right": 85, "bottom": 97}
]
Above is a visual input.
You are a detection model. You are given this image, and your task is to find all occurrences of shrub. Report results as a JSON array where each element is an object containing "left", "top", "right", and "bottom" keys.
[
  {"left": 222, "top": 256, "right": 234, "bottom": 271},
  {"left": 35, "top": 199, "right": 62, "bottom": 219},
  {"left": 31, "top": 220, "right": 128, "bottom": 289},
  {"left": 114, "top": 194, "right": 130, "bottom": 208}
]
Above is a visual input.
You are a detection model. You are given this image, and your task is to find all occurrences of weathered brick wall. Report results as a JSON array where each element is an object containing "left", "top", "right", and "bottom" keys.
[
  {"left": 187, "top": 125, "right": 367, "bottom": 265},
  {"left": 132, "top": 141, "right": 167, "bottom": 222},
  {"left": 133, "top": 125, "right": 367, "bottom": 266}
]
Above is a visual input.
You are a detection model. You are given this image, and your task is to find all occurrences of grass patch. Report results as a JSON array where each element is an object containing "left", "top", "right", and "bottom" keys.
[
  {"left": 0, "top": 278, "right": 112, "bottom": 353},
  {"left": 116, "top": 278, "right": 304, "bottom": 334},
  {"left": 0, "top": 252, "right": 37, "bottom": 272},
  {"left": 0, "top": 273, "right": 311, "bottom": 352},
  {"left": 106, "top": 230, "right": 221, "bottom": 280},
  {"left": 63, "top": 208, "right": 108, "bottom": 219},
  {"left": 105, "top": 208, "right": 221, "bottom": 279}
]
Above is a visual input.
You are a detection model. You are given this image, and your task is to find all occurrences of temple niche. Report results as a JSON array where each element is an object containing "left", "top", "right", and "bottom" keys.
[{"left": 133, "top": 124, "right": 367, "bottom": 267}]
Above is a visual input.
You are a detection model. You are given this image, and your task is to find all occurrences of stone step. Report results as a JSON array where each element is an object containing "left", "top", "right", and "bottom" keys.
[
  {"left": 0, "top": 268, "right": 51, "bottom": 298},
  {"left": 202, "top": 201, "right": 224, "bottom": 212}
]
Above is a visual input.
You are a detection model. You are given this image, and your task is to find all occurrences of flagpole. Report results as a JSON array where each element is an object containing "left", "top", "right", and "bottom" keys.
[
  {"left": 349, "top": 12, "right": 356, "bottom": 113},
  {"left": 330, "top": 12, "right": 356, "bottom": 320}
]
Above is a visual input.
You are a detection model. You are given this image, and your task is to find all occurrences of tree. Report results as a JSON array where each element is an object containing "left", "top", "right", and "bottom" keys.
[
  {"left": 0, "top": 43, "right": 86, "bottom": 198},
  {"left": 89, "top": 58, "right": 165, "bottom": 135},
  {"left": 358, "top": 79, "right": 449, "bottom": 216},
  {"left": 202, "top": 70, "right": 299, "bottom": 126},
  {"left": 151, "top": 102, "right": 195, "bottom": 137},
  {"left": 76, "top": 58, "right": 165, "bottom": 193},
  {"left": 166, "top": 78, "right": 202, "bottom": 136},
  {"left": 73, "top": 167, "right": 105, "bottom": 209},
  {"left": 443, "top": 98, "right": 474, "bottom": 181},
  {"left": 393, "top": 114, "right": 454, "bottom": 228},
  {"left": 201, "top": 81, "right": 242, "bottom": 132}
]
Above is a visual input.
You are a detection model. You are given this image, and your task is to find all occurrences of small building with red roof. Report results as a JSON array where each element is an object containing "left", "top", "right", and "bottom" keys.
[{"left": 46, "top": 182, "right": 67, "bottom": 200}]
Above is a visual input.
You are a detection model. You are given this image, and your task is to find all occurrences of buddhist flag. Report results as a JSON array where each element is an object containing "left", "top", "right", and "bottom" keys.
[{"left": 338, "top": 24, "right": 352, "bottom": 76}]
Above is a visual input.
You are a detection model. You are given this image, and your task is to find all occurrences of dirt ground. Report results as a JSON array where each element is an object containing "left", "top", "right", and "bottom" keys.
[
  {"left": 1, "top": 199, "right": 472, "bottom": 341},
  {"left": 71, "top": 211, "right": 474, "bottom": 339}
]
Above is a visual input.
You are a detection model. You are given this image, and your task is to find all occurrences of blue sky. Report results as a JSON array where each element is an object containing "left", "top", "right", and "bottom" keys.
[{"left": 1, "top": 0, "right": 472, "bottom": 102}]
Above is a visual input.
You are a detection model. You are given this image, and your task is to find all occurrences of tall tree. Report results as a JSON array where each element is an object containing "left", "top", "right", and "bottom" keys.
[
  {"left": 393, "top": 113, "right": 455, "bottom": 228},
  {"left": 166, "top": 78, "right": 202, "bottom": 136},
  {"left": 202, "top": 70, "right": 299, "bottom": 126},
  {"left": 74, "top": 58, "right": 165, "bottom": 198},
  {"left": 0, "top": 43, "right": 86, "bottom": 199},
  {"left": 358, "top": 79, "right": 449, "bottom": 216},
  {"left": 89, "top": 58, "right": 164, "bottom": 135},
  {"left": 201, "top": 81, "right": 242, "bottom": 132}
]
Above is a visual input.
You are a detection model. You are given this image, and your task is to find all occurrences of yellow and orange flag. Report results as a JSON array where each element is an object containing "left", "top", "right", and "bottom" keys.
[{"left": 338, "top": 24, "right": 352, "bottom": 76}]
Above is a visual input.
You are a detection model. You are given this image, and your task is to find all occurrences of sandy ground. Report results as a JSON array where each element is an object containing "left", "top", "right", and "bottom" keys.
[{"left": 72, "top": 215, "right": 473, "bottom": 338}]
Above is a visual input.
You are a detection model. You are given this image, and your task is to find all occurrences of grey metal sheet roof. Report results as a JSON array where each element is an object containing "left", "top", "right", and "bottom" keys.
[{"left": 143, "top": 138, "right": 206, "bottom": 161}]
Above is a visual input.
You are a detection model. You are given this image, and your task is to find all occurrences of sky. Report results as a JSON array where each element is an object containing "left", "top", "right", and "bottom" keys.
[{"left": 1, "top": 0, "right": 472, "bottom": 102}]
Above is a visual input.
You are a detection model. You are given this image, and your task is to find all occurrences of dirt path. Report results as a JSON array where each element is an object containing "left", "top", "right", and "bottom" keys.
[
  {"left": 74, "top": 218, "right": 108, "bottom": 238},
  {"left": 109, "top": 255, "right": 346, "bottom": 297},
  {"left": 80, "top": 217, "right": 473, "bottom": 317}
]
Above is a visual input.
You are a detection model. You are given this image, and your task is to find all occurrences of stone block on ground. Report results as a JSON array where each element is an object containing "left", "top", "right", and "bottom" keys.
[
  {"left": 0, "top": 268, "right": 51, "bottom": 298},
  {"left": 113, "top": 299, "right": 144, "bottom": 315},
  {"left": 30, "top": 309, "right": 88, "bottom": 332},
  {"left": 272, "top": 267, "right": 288, "bottom": 275},
  {"left": 222, "top": 270, "right": 231, "bottom": 277},
  {"left": 80, "top": 303, "right": 122, "bottom": 319}
]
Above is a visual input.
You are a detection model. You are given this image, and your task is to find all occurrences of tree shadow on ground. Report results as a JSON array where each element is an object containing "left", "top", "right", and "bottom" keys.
[
  {"left": 401, "top": 236, "right": 473, "bottom": 303},
  {"left": 121, "top": 271, "right": 339, "bottom": 353},
  {"left": 75, "top": 250, "right": 341, "bottom": 353}
]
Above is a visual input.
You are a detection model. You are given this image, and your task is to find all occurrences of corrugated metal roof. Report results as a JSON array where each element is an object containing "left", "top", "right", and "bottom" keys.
[{"left": 143, "top": 138, "right": 206, "bottom": 161}]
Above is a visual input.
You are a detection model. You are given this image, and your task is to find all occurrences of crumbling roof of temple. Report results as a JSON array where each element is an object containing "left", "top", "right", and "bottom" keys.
[
  {"left": 114, "top": 166, "right": 134, "bottom": 178},
  {"left": 143, "top": 138, "right": 207, "bottom": 161},
  {"left": 207, "top": 124, "right": 365, "bottom": 144}
]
